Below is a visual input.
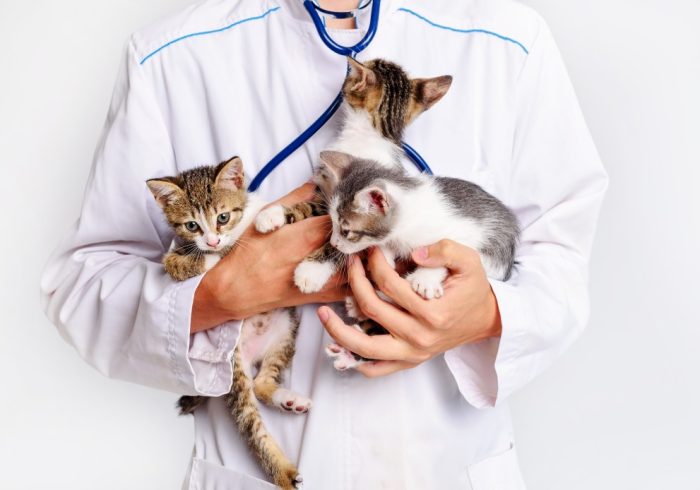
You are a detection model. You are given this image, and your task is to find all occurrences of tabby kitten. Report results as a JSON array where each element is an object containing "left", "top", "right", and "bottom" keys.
[
  {"left": 147, "top": 158, "right": 306, "bottom": 490},
  {"left": 255, "top": 58, "right": 452, "bottom": 292},
  {"left": 317, "top": 151, "right": 520, "bottom": 370}
]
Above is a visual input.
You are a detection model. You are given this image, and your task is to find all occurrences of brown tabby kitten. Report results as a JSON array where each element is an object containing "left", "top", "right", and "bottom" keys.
[
  {"left": 147, "top": 157, "right": 306, "bottom": 490},
  {"left": 255, "top": 57, "right": 452, "bottom": 294}
]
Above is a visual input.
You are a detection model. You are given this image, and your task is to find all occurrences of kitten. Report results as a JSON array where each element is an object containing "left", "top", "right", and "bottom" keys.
[
  {"left": 146, "top": 158, "right": 305, "bottom": 490},
  {"left": 317, "top": 151, "right": 520, "bottom": 370},
  {"left": 254, "top": 58, "right": 452, "bottom": 293}
]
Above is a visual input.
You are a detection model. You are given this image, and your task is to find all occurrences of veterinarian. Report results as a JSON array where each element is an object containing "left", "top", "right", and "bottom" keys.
[{"left": 41, "top": 0, "right": 608, "bottom": 488}]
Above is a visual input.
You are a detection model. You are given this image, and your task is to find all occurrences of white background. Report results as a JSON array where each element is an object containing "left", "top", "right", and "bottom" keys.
[{"left": 1, "top": 0, "right": 699, "bottom": 489}]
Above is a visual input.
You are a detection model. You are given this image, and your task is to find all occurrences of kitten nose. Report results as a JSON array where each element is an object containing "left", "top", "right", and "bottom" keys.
[{"left": 206, "top": 235, "right": 220, "bottom": 247}]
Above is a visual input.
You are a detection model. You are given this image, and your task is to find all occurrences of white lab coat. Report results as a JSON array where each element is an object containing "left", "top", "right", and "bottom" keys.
[{"left": 40, "top": 0, "right": 608, "bottom": 488}]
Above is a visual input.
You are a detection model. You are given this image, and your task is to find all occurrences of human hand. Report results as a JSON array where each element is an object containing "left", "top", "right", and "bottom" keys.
[
  {"left": 317, "top": 240, "right": 502, "bottom": 377},
  {"left": 191, "top": 183, "right": 348, "bottom": 333}
]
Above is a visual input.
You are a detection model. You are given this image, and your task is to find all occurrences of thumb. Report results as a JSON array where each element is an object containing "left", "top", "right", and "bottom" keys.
[
  {"left": 411, "top": 239, "right": 477, "bottom": 274},
  {"left": 273, "top": 182, "right": 317, "bottom": 208}
]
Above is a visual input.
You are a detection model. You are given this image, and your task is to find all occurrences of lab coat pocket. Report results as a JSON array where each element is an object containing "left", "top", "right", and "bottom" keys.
[
  {"left": 466, "top": 444, "right": 527, "bottom": 490},
  {"left": 184, "top": 457, "right": 277, "bottom": 490}
]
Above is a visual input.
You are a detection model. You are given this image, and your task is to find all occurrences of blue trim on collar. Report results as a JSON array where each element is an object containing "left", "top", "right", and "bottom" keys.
[
  {"left": 140, "top": 7, "right": 281, "bottom": 65},
  {"left": 398, "top": 7, "right": 529, "bottom": 55}
]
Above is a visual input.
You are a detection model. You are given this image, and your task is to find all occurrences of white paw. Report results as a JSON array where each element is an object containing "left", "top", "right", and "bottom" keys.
[
  {"left": 254, "top": 204, "right": 286, "bottom": 233},
  {"left": 272, "top": 388, "right": 312, "bottom": 414},
  {"left": 294, "top": 260, "right": 335, "bottom": 294},
  {"left": 294, "top": 474, "right": 303, "bottom": 489},
  {"left": 405, "top": 267, "right": 448, "bottom": 300},
  {"left": 325, "top": 343, "right": 363, "bottom": 371}
]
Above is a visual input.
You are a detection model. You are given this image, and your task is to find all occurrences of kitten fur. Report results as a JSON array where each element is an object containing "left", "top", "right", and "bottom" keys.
[
  {"left": 324, "top": 151, "right": 520, "bottom": 280},
  {"left": 255, "top": 58, "right": 453, "bottom": 294},
  {"left": 320, "top": 151, "right": 520, "bottom": 370},
  {"left": 147, "top": 158, "right": 306, "bottom": 490}
]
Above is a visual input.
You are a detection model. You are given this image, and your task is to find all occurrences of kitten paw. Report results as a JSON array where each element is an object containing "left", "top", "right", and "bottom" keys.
[
  {"left": 272, "top": 388, "right": 312, "bottom": 414},
  {"left": 325, "top": 343, "right": 363, "bottom": 371},
  {"left": 405, "top": 267, "right": 448, "bottom": 300},
  {"left": 255, "top": 204, "right": 286, "bottom": 233},
  {"left": 294, "top": 473, "right": 304, "bottom": 489},
  {"left": 294, "top": 260, "right": 335, "bottom": 293},
  {"left": 277, "top": 466, "right": 303, "bottom": 490}
]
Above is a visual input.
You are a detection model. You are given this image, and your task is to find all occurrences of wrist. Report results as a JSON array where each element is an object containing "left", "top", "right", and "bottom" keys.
[
  {"left": 482, "top": 286, "right": 503, "bottom": 340},
  {"left": 191, "top": 268, "right": 237, "bottom": 333}
]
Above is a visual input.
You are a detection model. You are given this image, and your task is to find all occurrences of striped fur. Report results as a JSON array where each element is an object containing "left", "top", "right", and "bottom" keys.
[
  {"left": 148, "top": 159, "right": 307, "bottom": 489},
  {"left": 224, "top": 309, "right": 303, "bottom": 490}
]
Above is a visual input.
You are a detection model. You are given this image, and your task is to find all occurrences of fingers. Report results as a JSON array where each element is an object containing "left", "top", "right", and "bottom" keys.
[
  {"left": 273, "top": 182, "right": 317, "bottom": 207},
  {"left": 412, "top": 239, "right": 480, "bottom": 274},
  {"left": 346, "top": 256, "right": 421, "bottom": 340},
  {"left": 318, "top": 307, "right": 421, "bottom": 362},
  {"left": 365, "top": 247, "right": 428, "bottom": 316},
  {"left": 356, "top": 360, "right": 417, "bottom": 378}
]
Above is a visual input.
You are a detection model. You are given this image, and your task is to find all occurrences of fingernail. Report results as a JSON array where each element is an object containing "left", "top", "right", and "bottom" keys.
[
  {"left": 414, "top": 247, "right": 428, "bottom": 261},
  {"left": 318, "top": 307, "right": 330, "bottom": 322}
]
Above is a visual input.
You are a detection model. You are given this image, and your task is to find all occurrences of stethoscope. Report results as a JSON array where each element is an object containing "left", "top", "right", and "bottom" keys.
[{"left": 248, "top": 0, "right": 433, "bottom": 192}]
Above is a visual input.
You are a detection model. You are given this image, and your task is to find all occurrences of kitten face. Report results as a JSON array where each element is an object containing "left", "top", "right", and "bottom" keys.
[
  {"left": 329, "top": 190, "right": 393, "bottom": 255},
  {"left": 343, "top": 58, "right": 453, "bottom": 143},
  {"left": 147, "top": 157, "right": 247, "bottom": 253},
  {"left": 318, "top": 152, "right": 404, "bottom": 254}
]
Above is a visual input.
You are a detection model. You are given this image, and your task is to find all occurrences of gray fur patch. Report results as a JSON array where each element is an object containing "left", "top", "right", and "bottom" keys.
[{"left": 435, "top": 177, "right": 519, "bottom": 280}]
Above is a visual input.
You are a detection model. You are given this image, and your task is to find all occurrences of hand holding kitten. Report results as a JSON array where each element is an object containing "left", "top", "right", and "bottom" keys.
[
  {"left": 192, "top": 183, "right": 349, "bottom": 333},
  {"left": 317, "top": 241, "right": 502, "bottom": 378}
]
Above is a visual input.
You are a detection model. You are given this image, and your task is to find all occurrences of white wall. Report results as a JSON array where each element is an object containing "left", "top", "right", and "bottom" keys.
[{"left": 1, "top": 1, "right": 698, "bottom": 489}]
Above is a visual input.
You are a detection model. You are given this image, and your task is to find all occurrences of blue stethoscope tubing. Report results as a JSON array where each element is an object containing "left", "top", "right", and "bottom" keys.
[{"left": 247, "top": 0, "right": 432, "bottom": 192}]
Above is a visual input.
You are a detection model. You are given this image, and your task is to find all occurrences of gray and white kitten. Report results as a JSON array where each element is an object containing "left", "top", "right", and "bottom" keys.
[
  {"left": 316, "top": 151, "right": 520, "bottom": 370},
  {"left": 255, "top": 58, "right": 453, "bottom": 292}
]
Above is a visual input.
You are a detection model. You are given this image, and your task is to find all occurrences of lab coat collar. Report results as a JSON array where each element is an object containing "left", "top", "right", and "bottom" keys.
[{"left": 274, "top": 0, "right": 405, "bottom": 28}]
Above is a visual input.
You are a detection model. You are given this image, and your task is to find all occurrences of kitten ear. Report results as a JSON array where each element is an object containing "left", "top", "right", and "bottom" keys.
[
  {"left": 319, "top": 151, "right": 353, "bottom": 171},
  {"left": 346, "top": 57, "right": 377, "bottom": 93},
  {"left": 215, "top": 156, "right": 244, "bottom": 190},
  {"left": 412, "top": 75, "right": 453, "bottom": 111},
  {"left": 355, "top": 184, "right": 390, "bottom": 215},
  {"left": 147, "top": 178, "right": 183, "bottom": 209}
]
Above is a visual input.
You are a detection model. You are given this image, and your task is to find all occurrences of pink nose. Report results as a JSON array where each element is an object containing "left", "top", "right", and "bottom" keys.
[{"left": 207, "top": 237, "right": 220, "bottom": 247}]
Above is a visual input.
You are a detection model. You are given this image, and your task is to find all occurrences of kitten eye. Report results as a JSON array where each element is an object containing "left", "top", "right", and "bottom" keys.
[
  {"left": 341, "top": 229, "right": 350, "bottom": 238},
  {"left": 185, "top": 221, "right": 199, "bottom": 232},
  {"left": 217, "top": 212, "right": 230, "bottom": 225}
]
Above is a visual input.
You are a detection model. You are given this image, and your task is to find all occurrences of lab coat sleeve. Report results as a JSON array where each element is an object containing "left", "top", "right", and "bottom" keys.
[
  {"left": 443, "top": 19, "right": 609, "bottom": 409},
  {"left": 40, "top": 38, "right": 240, "bottom": 396}
]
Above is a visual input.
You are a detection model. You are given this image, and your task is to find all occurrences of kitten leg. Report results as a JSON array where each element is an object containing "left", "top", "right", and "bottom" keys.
[
  {"left": 163, "top": 251, "right": 207, "bottom": 281},
  {"left": 255, "top": 199, "right": 326, "bottom": 234},
  {"left": 325, "top": 323, "right": 367, "bottom": 371},
  {"left": 326, "top": 320, "right": 388, "bottom": 371},
  {"left": 404, "top": 266, "right": 449, "bottom": 300},
  {"left": 254, "top": 204, "right": 287, "bottom": 233},
  {"left": 294, "top": 243, "right": 341, "bottom": 293},
  {"left": 226, "top": 346, "right": 303, "bottom": 490},
  {"left": 249, "top": 309, "right": 311, "bottom": 414}
]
